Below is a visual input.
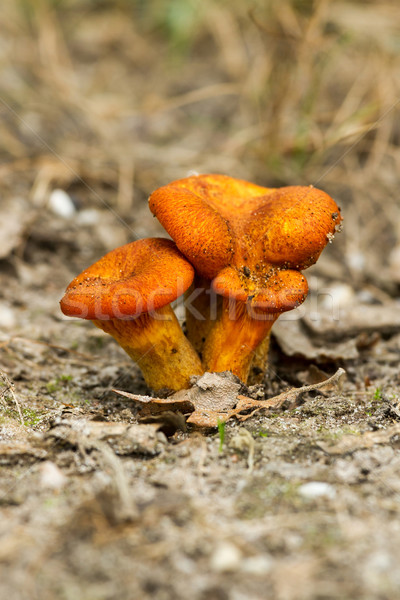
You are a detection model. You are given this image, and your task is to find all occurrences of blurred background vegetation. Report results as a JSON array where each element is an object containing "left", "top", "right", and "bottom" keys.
[{"left": 1, "top": 0, "right": 399, "bottom": 288}]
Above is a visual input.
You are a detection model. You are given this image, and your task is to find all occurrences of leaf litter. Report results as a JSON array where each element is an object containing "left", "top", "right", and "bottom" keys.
[{"left": 114, "top": 368, "right": 346, "bottom": 428}]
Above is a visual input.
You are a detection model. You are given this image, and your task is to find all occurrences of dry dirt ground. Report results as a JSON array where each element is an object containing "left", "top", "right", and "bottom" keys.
[{"left": 1, "top": 1, "right": 400, "bottom": 599}]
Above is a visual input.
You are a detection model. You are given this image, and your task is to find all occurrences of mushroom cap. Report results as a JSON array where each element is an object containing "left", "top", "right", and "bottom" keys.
[
  {"left": 150, "top": 174, "right": 342, "bottom": 276},
  {"left": 60, "top": 238, "right": 194, "bottom": 320},
  {"left": 149, "top": 174, "right": 342, "bottom": 313},
  {"left": 212, "top": 266, "right": 308, "bottom": 314},
  {"left": 253, "top": 185, "right": 341, "bottom": 269},
  {"left": 149, "top": 174, "right": 272, "bottom": 280}
]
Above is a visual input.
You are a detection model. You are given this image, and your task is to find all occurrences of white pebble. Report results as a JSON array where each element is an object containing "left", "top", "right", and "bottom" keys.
[
  {"left": 366, "top": 550, "right": 392, "bottom": 573},
  {"left": 347, "top": 251, "right": 365, "bottom": 273},
  {"left": 241, "top": 554, "right": 273, "bottom": 575},
  {"left": 298, "top": 481, "right": 336, "bottom": 500},
  {"left": 319, "top": 283, "right": 355, "bottom": 310},
  {"left": 48, "top": 189, "right": 76, "bottom": 218},
  {"left": 356, "top": 289, "right": 377, "bottom": 304},
  {"left": 210, "top": 542, "right": 242, "bottom": 572},
  {"left": 0, "top": 304, "right": 16, "bottom": 329},
  {"left": 77, "top": 208, "right": 100, "bottom": 225},
  {"left": 40, "top": 461, "right": 67, "bottom": 490}
]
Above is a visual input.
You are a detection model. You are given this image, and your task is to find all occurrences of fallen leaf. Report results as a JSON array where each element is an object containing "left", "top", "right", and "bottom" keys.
[
  {"left": 113, "top": 391, "right": 194, "bottom": 418},
  {"left": 273, "top": 319, "right": 358, "bottom": 361},
  {"left": 186, "top": 372, "right": 242, "bottom": 427},
  {"left": 114, "top": 368, "right": 346, "bottom": 428},
  {"left": 303, "top": 304, "right": 400, "bottom": 340},
  {"left": 234, "top": 367, "right": 346, "bottom": 421},
  {"left": 115, "top": 372, "right": 242, "bottom": 428}
]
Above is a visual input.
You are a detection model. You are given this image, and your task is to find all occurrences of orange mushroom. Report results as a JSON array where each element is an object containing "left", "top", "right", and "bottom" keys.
[
  {"left": 149, "top": 175, "right": 342, "bottom": 383},
  {"left": 184, "top": 274, "right": 222, "bottom": 356},
  {"left": 60, "top": 238, "right": 203, "bottom": 391}
]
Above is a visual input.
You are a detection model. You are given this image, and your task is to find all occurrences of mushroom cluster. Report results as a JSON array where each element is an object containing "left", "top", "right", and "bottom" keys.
[{"left": 61, "top": 174, "right": 342, "bottom": 390}]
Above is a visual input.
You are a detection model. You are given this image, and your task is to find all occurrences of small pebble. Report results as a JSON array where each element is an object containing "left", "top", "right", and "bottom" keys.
[
  {"left": 40, "top": 461, "right": 67, "bottom": 490},
  {"left": 347, "top": 251, "right": 365, "bottom": 273},
  {"left": 210, "top": 542, "right": 242, "bottom": 572},
  {"left": 366, "top": 550, "right": 392, "bottom": 573},
  {"left": 319, "top": 283, "right": 355, "bottom": 310},
  {"left": 298, "top": 481, "right": 336, "bottom": 500},
  {"left": 356, "top": 289, "right": 378, "bottom": 304},
  {"left": 77, "top": 208, "right": 100, "bottom": 225},
  {"left": 48, "top": 189, "right": 76, "bottom": 218},
  {"left": 241, "top": 554, "right": 273, "bottom": 575},
  {"left": 0, "top": 304, "right": 16, "bottom": 329}
]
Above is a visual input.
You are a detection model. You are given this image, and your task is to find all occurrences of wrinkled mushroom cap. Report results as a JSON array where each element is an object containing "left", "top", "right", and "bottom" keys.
[
  {"left": 212, "top": 266, "right": 308, "bottom": 313},
  {"left": 60, "top": 238, "right": 194, "bottom": 320},
  {"left": 149, "top": 174, "right": 270, "bottom": 280},
  {"left": 149, "top": 174, "right": 342, "bottom": 313},
  {"left": 253, "top": 186, "right": 341, "bottom": 269}
]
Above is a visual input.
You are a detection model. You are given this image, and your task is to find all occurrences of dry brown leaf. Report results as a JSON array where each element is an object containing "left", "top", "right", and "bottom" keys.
[
  {"left": 114, "top": 369, "right": 346, "bottom": 428},
  {"left": 113, "top": 391, "right": 194, "bottom": 417},
  {"left": 303, "top": 304, "right": 400, "bottom": 340},
  {"left": 273, "top": 319, "right": 359, "bottom": 361},
  {"left": 115, "top": 372, "right": 242, "bottom": 428},
  {"left": 235, "top": 367, "right": 346, "bottom": 422}
]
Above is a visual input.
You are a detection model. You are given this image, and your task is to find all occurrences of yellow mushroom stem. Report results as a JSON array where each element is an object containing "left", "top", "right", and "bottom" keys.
[
  {"left": 202, "top": 297, "right": 278, "bottom": 384},
  {"left": 248, "top": 335, "right": 271, "bottom": 385},
  {"left": 185, "top": 275, "right": 222, "bottom": 358},
  {"left": 93, "top": 304, "right": 203, "bottom": 391}
]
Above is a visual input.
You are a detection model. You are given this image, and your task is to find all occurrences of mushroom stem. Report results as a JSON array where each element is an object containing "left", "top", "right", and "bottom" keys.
[
  {"left": 202, "top": 298, "right": 278, "bottom": 384},
  {"left": 248, "top": 335, "right": 272, "bottom": 385},
  {"left": 185, "top": 275, "right": 222, "bottom": 358},
  {"left": 93, "top": 304, "right": 203, "bottom": 391}
]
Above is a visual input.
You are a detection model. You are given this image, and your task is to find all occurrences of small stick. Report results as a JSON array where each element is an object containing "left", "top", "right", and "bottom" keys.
[{"left": 0, "top": 371, "right": 24, "bottom": 425}]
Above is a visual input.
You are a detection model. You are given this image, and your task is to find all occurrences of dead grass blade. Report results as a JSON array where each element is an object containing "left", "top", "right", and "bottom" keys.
[{"left": 0, "top": 371, "right": 23, "bottom": 425}]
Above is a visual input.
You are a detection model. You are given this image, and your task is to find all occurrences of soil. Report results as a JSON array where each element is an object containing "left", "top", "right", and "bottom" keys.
[{"left": 1, "top": 2, "right": 400, "bottom": 599}]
